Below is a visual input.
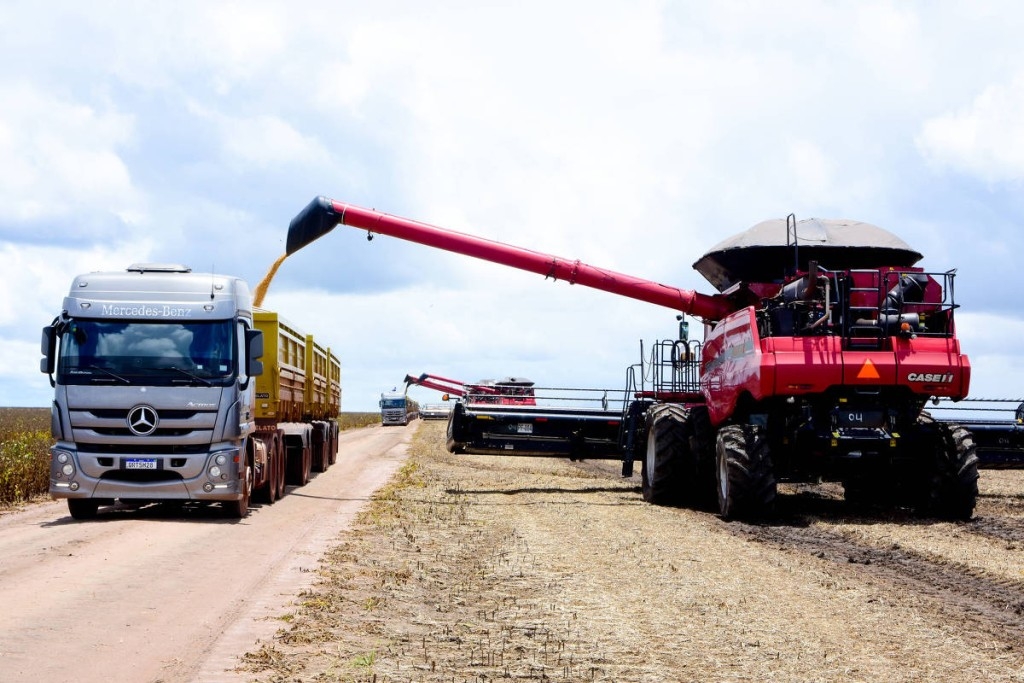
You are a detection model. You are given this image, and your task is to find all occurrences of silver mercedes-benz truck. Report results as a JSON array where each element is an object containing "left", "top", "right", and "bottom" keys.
[{"left": 40, "top": 264, "right": 264, "bottom": 520}]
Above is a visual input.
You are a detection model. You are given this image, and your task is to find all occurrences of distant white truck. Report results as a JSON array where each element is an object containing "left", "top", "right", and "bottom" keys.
[
  {"left": 379, "top": 390, "right": 409, "bottom": 426},
  {"left": 420, "top": 403, "right": 452, "bottom": 420}
]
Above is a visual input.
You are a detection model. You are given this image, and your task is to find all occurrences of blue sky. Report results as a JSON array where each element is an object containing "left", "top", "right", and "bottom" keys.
[{"left": 3, "top": 1, "right": 1024, "bottom": 412}]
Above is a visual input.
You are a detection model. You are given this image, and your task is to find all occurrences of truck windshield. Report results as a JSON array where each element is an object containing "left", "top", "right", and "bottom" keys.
[
  {"left": 58, "top": 319, "right": 236, "bottom": 385},
  {"left": 381, "top": 398, "right": 405, "bottom": 409}
]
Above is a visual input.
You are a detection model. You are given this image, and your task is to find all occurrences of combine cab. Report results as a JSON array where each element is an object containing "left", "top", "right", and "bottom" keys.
[{"left": 286, "top": 198, "right": 979, "bottom": 521}]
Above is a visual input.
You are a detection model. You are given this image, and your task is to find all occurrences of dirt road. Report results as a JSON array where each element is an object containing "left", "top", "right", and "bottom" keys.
[{"left": 0, "top": 422, "right": 414, "bottom": 683}]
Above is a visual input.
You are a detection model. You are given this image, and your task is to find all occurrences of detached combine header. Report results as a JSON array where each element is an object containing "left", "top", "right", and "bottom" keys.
[
  {"left": 930, "top": 398, "right": 1024, "bottom": 468},
  {"left": 405, "top": 372, "right": 623, "bottom": 458},
  {"left": 287, "top": 196, "right": 978, "bottom": 521}
]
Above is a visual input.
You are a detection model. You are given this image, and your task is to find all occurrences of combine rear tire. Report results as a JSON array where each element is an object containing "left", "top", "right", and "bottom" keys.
[
  {"left": 923, "top": 420, "right": 979, "bottom": 520},
  {"left": 642, "top": 404, "right": 689, "bottom": 505},
  {"left": 715, "top": 423, "right": 776, "bottom": 521}
]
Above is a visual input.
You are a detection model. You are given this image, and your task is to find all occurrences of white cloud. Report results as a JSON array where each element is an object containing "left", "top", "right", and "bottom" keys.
[
  {"left": 918, "top": 75, "right": 1024, "bottom": 182},
  {"left": 0, "top": 83, "right": 139, "bottom": 226}
]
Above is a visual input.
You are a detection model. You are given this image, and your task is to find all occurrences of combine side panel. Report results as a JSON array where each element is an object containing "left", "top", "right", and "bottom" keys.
[{"left": 701, "top": 307, "right": 766, "bottom": 425}]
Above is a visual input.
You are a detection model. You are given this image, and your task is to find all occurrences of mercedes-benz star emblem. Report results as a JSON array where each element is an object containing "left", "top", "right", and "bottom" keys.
[{"left": 127, "top": 405, "right": 159, "bottom": 436}]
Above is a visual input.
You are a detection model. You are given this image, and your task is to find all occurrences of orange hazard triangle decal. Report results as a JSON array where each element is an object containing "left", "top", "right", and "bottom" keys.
[{"left": 857, "top": 359, "right": 881, "bottom": 380}]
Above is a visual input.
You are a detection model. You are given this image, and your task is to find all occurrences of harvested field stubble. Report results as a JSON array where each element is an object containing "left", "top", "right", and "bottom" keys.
[{"left": 242, "top": 421, "right": 1024, "bottom": 682}]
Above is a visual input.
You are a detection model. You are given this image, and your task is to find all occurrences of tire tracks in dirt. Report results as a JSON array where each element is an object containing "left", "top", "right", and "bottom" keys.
[{"left": 731, "top": 516, "right": 1024, "bottom": 652}]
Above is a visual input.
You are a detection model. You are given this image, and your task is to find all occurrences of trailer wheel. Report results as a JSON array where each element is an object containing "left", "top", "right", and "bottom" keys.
[
  {"left": 265, "top": 437, "right": 280, "bottom": 505},
  {"left": 923, "top": 420, "right": 979, "bottom": 520},
  {"left": 312, "top": 423, "right": 328, "bottom": 473},
  {"left": 328, "top": 422, "right": 339, "bottom": 465},
  {"left": 642, "top": 404, "right": 689, "bottom": 505},
  {"left": 286, "top": 442, "right": 311, "bottom": 486},
  {"left": 67, "top": 499, "right": 99, "bottom": 520},
  {"left": 715, "top": 423, "right": 776, "bottom": 521},
  {"left": 275, "top": 431, "right": 288, "bottom": 499}
]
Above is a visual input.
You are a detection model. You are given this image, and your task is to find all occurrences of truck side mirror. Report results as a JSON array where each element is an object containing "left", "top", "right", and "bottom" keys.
[
  {"left": 245, "top": 329, "right": 264, "bottom": 381},
  {"left": 40, "top": 326, "right": 56, "bottom": 375}
]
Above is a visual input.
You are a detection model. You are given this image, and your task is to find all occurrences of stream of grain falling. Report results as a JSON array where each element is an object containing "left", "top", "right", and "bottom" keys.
[{"left": 253, "top": 253, "right": 288, "bottom": 308}]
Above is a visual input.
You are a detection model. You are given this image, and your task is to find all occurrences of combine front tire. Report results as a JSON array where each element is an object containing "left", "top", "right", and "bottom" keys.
[
  {"left": 715, "top": 423, "right": 776, "bottom": 521},
  {"left": 923, "top": 421, "right": 979, "bottom": 520},
  {"left": 686, "top": 405, "right": 719, "bottom": 510},
  {"left": 641, "top": 404, "right": 689, "bottom": 505}
]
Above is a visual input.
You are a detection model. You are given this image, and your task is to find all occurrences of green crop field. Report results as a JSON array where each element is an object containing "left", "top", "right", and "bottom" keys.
[{"left": 0, "top": 408, "right": 52, "bottom": 506}]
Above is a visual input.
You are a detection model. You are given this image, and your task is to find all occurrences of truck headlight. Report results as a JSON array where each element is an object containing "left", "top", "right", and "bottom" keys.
[
  {"left": 209, "top": 465, "right": 222, "bottom": 477},
  {"left": 61, "top": 464, "right": 74, "bottom": 476}
]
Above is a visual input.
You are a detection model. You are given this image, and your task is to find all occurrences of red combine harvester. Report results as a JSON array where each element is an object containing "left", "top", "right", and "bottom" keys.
[
  {"left": 404, "top": 372, "right": 537, "bottom": 405},
  {"left": 404, "top": 372, "right": 623, "bottom": 458},
  {"left": 287, "top": 196, "right": 978, "bottom": 520}
]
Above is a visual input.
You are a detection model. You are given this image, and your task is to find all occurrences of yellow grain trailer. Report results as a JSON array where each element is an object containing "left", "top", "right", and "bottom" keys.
[{"left": 254, "top": 310, "right": 341, "bottom": 492}]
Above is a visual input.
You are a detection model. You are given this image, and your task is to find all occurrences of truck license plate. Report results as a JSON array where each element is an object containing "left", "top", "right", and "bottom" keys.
[
  {"left": 516, "top": 423, "right": 533, "bottom": 434},
  {"left": 124, "top": 458, "right": 157, "bottom": 470}
]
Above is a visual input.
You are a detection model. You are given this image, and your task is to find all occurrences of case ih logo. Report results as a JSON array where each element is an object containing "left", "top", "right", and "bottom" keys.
[
  {"left": 907, "top": 372, "right": 954, "bottom": 383},
  {"left": 127, "top": 405, "right": 159, "bottom": 436}
]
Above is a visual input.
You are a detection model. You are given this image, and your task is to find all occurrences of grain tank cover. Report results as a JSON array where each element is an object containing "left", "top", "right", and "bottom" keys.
[{"left": 692, "top": 217, "right": 923, "bottom": 292}]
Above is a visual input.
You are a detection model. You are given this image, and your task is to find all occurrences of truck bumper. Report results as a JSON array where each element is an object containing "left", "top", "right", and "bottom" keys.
[{"left": 49, "top": 443, "right": 245, "bottom": 503}]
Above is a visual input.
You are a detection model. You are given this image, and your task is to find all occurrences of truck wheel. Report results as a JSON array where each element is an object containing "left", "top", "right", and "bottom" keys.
[
  {"left": 328, "top": 422, "right": 339, "bottom": 465},
  {"left": 715, "top": 423, "right": 776, "bottom": 521},
  {"left": 254, "top": 436, "right": 277, "bottom": 505},
  {"left": 67, "top": 499, "right": 99, "bottom": 520},
  {"left": 227, "top": 458, "right": 252, "bottom": 519},
  {"left": 922, "top": 420, "right": 979, "bottom": 520},
  {"left": 642, "top": 403, "right": 689, "bottom": 505}
]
